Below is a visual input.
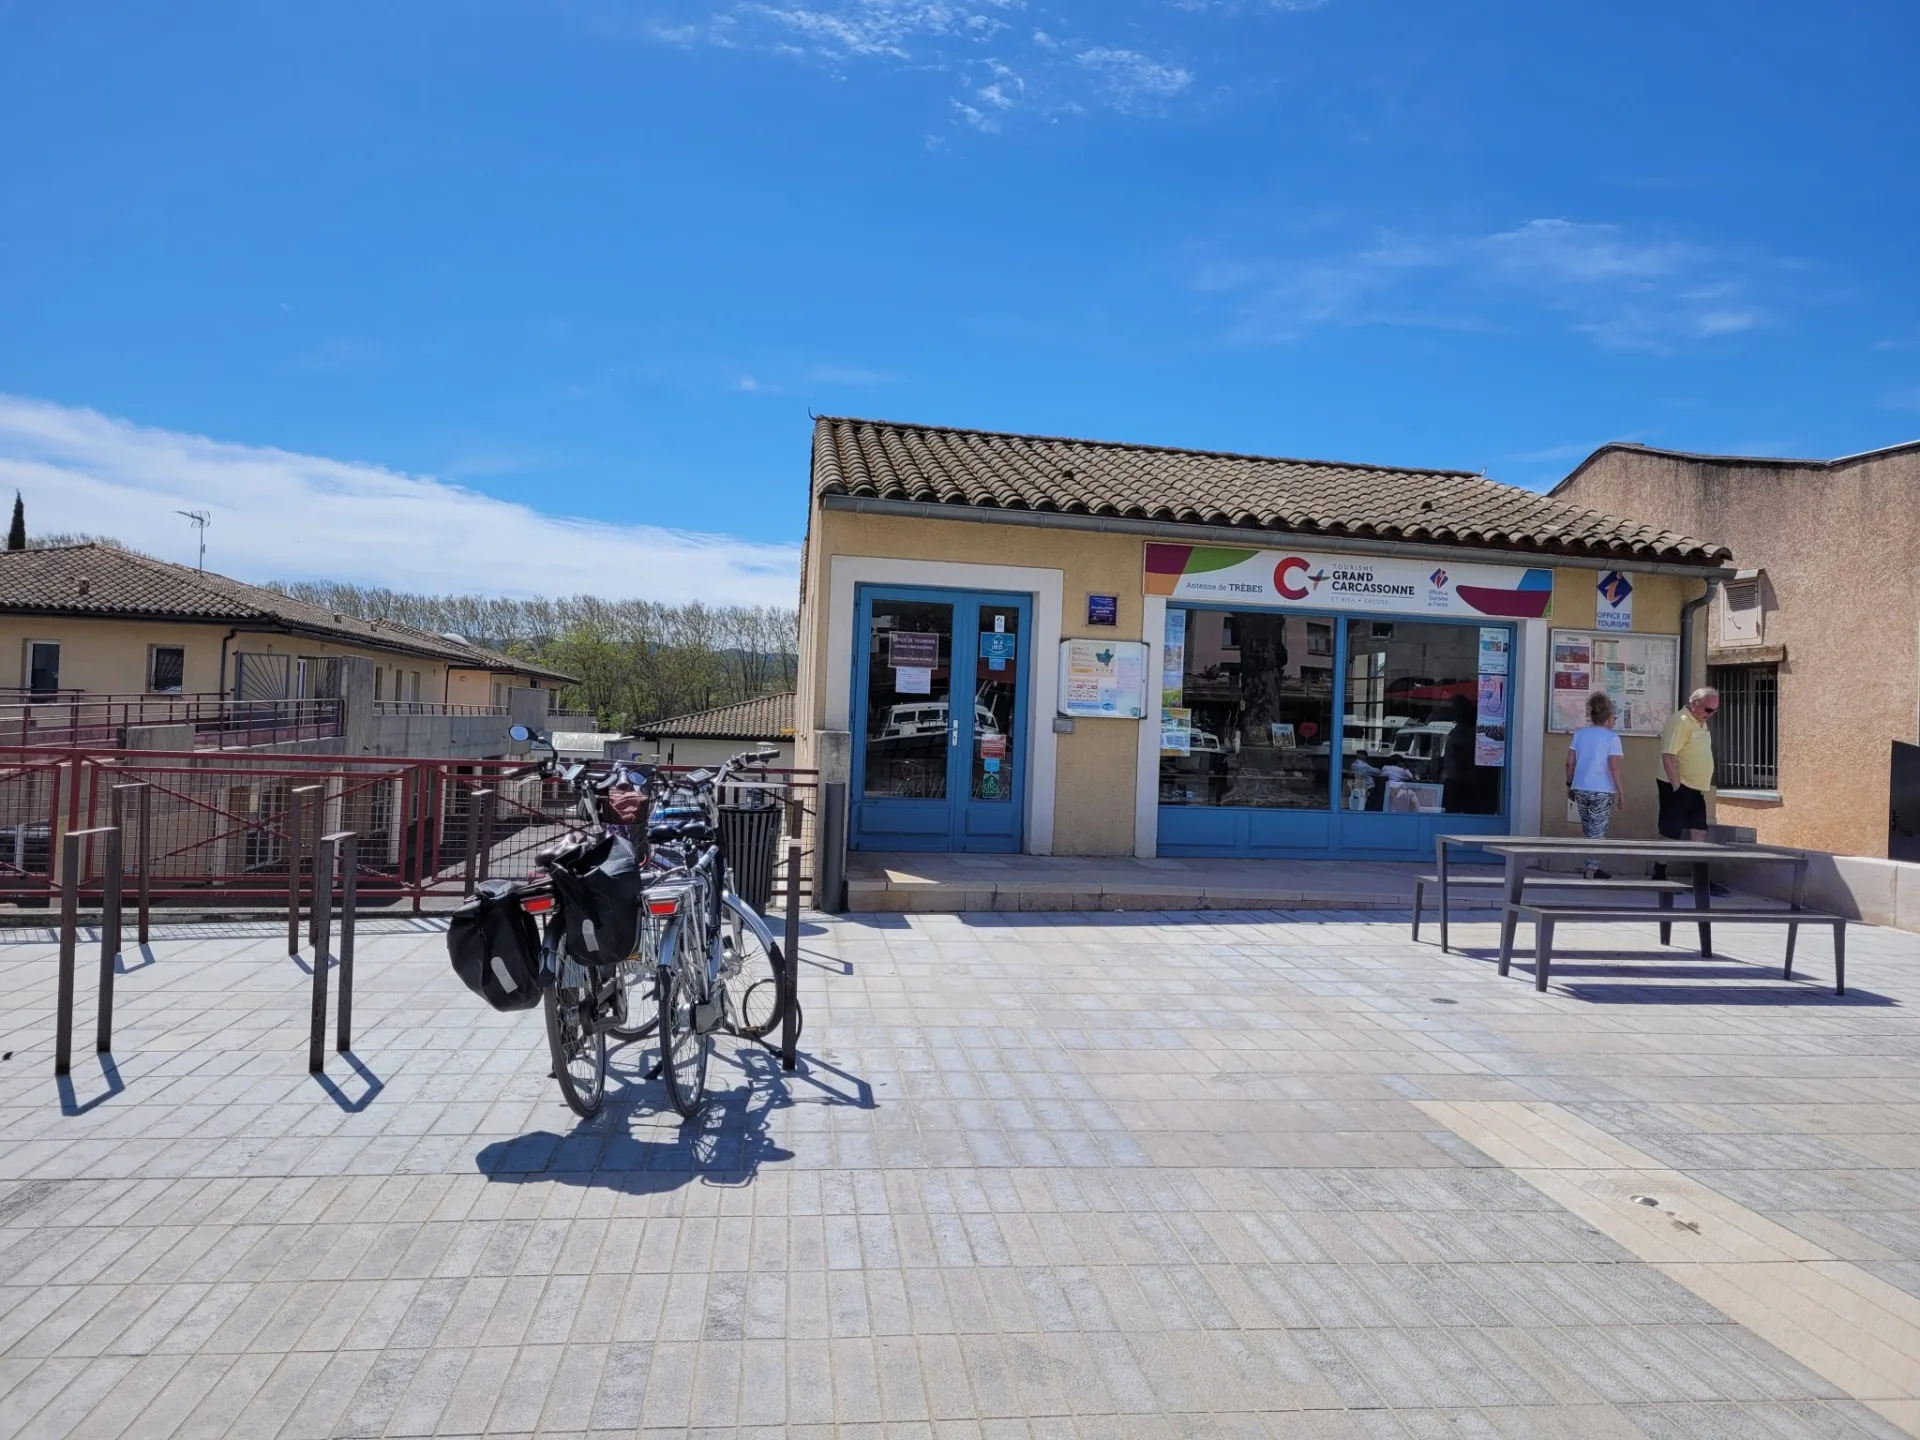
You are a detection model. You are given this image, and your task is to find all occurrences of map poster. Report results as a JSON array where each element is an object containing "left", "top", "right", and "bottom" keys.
[{"left": 1059, "top": 639, "right": 1149, "bottom": 719}]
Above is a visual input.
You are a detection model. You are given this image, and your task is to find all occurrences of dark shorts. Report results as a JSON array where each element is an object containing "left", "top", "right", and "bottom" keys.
[{"left": 1657, "top": 780, "right": 1708, "bottom": 838}]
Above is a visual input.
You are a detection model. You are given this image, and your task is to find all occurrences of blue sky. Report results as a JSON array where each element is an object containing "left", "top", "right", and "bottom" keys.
[{"left": 2, "top": 0, "right": 1916, "bottom": 599}]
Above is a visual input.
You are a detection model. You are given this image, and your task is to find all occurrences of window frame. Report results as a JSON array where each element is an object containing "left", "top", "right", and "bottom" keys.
[
  {"left": 24, "top": 640, "right": 60, "bottom": 694},
  {"left": 147, "top": 644, "right": 186, "bottom": 694},
  {"left": 1707, "top": 661, "right": 1779, "bottom": 794}
]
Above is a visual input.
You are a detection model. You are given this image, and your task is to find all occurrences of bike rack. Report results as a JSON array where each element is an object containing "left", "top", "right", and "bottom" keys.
[
  {"left": 309, "top": 831, "right": 359, "bottom": 1073},
  {"left": 781, "top": 841, "right": 801, "bottom": 1072},
  {"left": 109, "top": 781, "right": 152, "bottom": 946},
  {"left": 463, "top": 788, "right": 495, "bottom": 897},
  {"left": 55, "top": 826, "right": 120, "bottom": 1077},
  {"left": 286, "top": 784, "right": 323, "bottom": 957}
]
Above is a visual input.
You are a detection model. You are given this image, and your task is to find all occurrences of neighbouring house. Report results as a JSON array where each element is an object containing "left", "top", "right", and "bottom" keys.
[
  {"left": 637, "top": 692, "right": 797, "bottom": 769},
  {"left": 0, "top": 543, "right": 577, "bottom": 759},
  {"left": 795, "top": 417, "right": 1734, "bottom": 860},
  {"left": 1553, "top": 439, "right": 1920, "bottom": 860}
]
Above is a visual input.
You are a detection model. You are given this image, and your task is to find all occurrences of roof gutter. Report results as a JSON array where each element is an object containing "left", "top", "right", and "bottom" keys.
[{"left": 818, "top": 494, "right": 1734, "bottom": 579}]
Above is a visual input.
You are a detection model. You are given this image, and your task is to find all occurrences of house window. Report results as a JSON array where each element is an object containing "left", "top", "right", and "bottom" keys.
[
  {"left": 26, "top": 641, "right": 60, "bottom": 693},
  {"left": 1307, "top": 622, "right": 1333, "bottom": 657},
  {"left": 373, "top": 667, "right": 384, "bottom": 701},
  {"left": 407, "top": 670, "right": 422, "bottom": 702},
  {"left": 1708, "top": 663, "right": 1778, "bottom": 791},
  {"left": 148, "top": 646, "right": 185, "bottom": 694},
  {"left": 297, "top": 656, "right": 342, "bottom": 700}
]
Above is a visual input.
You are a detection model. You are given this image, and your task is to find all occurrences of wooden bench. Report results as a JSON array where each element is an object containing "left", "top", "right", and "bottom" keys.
[
  {"left": 1498, "top": 902, "right": 1848, "bottom": 994},
  {"left": 1412, "top": 873, "right": 1691, "bottom": 948}
]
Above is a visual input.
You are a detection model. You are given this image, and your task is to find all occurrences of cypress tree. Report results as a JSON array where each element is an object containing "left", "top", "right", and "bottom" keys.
[{"left": 5, "top": 493, "right": 23, "bottom": 550}]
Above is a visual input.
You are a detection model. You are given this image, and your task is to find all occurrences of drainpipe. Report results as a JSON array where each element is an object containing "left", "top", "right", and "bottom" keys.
[
  {"left": 1677, "top": 577, "right": 1722, "bottom": 707},
  {"left": 217, "top": 626, "right": 240, "bottom": 698}
]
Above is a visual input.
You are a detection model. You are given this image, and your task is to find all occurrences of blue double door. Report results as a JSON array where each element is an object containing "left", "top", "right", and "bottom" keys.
[{"left": 851, "top": 586, "right": 1031, "bottom": 853}]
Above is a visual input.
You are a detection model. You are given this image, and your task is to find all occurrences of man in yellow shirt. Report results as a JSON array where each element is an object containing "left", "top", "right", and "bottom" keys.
[{"left": 1657, "top": 686, "right": 1719, "bottom": 841}]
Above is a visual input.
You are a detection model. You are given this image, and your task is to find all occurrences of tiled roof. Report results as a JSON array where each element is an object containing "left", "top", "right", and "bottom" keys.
[
  {"left": 0, "top": 544, "right": 579, "bottom": 682},
  {"left": 639, "top": 691, "right": 795, "bottom": 741},
  {"left": 813, "top": 417, "right": 1732, "bottom": 566}
]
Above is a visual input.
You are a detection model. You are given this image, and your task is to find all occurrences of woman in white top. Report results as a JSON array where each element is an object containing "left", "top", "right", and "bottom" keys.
[{"left": 1566, "top": 692, "right": 1625, "bottom": 878}]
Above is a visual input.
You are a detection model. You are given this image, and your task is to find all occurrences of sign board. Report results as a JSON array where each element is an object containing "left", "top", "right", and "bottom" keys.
[
  {"left": 1549, "top": 629, "right": 1678, "bottom": 736},
  {"left": 978, "top": 632, "right": 1017, "bottom": 671},
  {"left": 889, "top": 631, "right": 939, "bottom": 668},
  {"left": 1059, "top": 639, "right": 1148, "bottom": 719},
  {"left": 1147, "top": 542, "right": 1554, "bottom": 620},
  {"left": 1596, "top": 570, "right": 1634, "bottom": 632},
  {"left": 1087, "top": 594, "right": 1118, "bottom": 627}
]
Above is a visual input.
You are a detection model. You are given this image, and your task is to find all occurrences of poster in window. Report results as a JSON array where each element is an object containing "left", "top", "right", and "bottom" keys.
[
  {"left": 1161, "top": 609, "right": 1186, "bottom": 708},
  {"left": 1269, "top": 723, "right": 1296, "bottom": 750},
  {"left": 895, "top": 666, "right": 932, "bottom": 696},
  {"left": 1474, "top": 724, "right": 1507, "bottom": 767},
  {"left": 889, "top": 631, "right": 939, "bottom": 668},
  {"left": 1477, "top": 627, "right": 1510, "bottom": 676},
  {"left": 1476, "top": 674, "right": 1506, "bottom": 725},
  {"left": 1160, "top": 707, "right": 1192, "bottom": 756}
]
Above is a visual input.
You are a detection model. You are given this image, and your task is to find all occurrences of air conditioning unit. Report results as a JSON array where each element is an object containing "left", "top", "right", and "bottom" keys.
[{"left": 1719, "top": 570, "right": 1763, "bottom": 647}]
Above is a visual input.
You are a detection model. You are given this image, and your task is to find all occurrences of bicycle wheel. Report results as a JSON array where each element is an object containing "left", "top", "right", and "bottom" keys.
[
  {"left": 607, "top": 951, "right": 658, "bottom": 1043},
  {"left": 544, "top": 975, "right": 606, "bottom": 1118},
  {"left": 719, "top": 898, "right": 785, "bottom": 1040},
  {"left": 657, "top": 930, "right": 711, "bottom": 1118}
]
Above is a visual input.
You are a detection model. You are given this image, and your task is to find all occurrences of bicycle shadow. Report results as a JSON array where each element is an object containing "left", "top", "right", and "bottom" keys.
[{"left": 473, "top": 1038, "right": 874, "bottom": 1194}]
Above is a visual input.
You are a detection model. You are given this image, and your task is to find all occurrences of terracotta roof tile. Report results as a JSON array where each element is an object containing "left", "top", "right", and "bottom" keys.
[
  {"left": 813, "top": 418, "right": 1731, "bottom": 566},
  {"left": 639, "top": 692, "right": 795, "bottom": 742}
]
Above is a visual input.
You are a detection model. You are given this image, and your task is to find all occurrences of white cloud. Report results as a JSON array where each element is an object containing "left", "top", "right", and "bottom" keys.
[
  {"left": 1203, "top": 217, "right": 1775, "bottom": 351},
  {"left": 0, "top": 394, "right": 800, "bottom": 606},
  {"left": 1075, "top": 46, "right": 1193, "bottom": 110},
  {"left": 629, "top": 2, "right": 1204, "bottom": 128}
]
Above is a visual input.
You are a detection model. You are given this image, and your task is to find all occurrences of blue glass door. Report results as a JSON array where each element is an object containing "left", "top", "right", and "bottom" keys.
[{"left": 851, "top": 586, "right": 1030, "bottom": 853}]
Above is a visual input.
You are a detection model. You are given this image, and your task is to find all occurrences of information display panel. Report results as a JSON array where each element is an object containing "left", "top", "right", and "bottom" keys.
[{"left": 1548, "top": 628, "right": 1678, "bottom": 736}]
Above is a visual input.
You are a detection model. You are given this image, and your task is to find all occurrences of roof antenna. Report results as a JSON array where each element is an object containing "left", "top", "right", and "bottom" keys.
[{"left": 176, "top": 510, "right": 210, "bottom": 570}]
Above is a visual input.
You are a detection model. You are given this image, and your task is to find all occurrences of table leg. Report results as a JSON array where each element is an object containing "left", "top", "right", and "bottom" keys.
[
  {"left": 1412, "top": 879, "right": 1426, "bottom": 943},
  {"left": 1658, "top": 889, "right": 1673, "bottom": 947},
  {"left": 1834, "top": 922, "right": 1846, "bottom": 997},
  {"left": 1535, "top": 917, "right": 1554, "bottom": 993},
  {"left": 1785, "top": 855, "right": 1805, "bottom": 981},
  {"left": 1694, "top": 864, "right": 1712, "bottom": 958},
  {"left": 1437, "top": 837, "right": 1451, "bottom": 954},
  {"left": 1497, "top": 853, "right": 1524, "bottom": 978}
]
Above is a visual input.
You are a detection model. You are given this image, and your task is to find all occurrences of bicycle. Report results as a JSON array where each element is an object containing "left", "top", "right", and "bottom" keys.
[{"left": 643, "top": 749, "right": 797, "bottom": 1116}]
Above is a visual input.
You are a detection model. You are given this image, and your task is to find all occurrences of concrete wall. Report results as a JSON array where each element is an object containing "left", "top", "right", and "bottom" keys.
[
  {"left": 796, "top": 501, "right": 1714, "bottom": 856},
  {"left": 641, "top": 737, "right": 796, "bottom": 770},
  {"left": 1556, "top": 445, "right": 1920, "bottom": 857}
]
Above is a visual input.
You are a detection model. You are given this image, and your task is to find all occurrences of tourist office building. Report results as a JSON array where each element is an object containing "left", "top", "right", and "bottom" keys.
[{"left": 794, "top": 418, "right": 1735, "bottom": 863}]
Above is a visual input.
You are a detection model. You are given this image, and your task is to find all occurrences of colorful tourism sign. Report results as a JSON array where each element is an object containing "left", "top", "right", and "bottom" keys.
[{"left": 1144, "top": 544, "right": 1553, "bottom": 619}]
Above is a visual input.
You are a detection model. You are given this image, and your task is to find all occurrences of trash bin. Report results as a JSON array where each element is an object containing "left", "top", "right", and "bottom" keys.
[{"left": 718, "top": 803, "right": 783, "bottom": 914}]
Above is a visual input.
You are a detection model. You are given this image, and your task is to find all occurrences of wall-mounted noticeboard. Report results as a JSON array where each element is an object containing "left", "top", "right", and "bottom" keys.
[
  {"left": 1058, "top": 639, "right": 1148, "bottom": 719},
  {"left": 1549, "top": 629, "right": 1679, "bottom": 736}
]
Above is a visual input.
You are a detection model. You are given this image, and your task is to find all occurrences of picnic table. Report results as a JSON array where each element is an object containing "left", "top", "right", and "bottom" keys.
[{"left": 1468, "top": 837, "right": 1845, "bottom": 994}]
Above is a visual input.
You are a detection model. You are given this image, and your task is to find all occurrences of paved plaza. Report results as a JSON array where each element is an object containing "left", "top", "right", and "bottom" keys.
[{"left": 4, "top": 904, "right": 1920, "bottom": 1437}]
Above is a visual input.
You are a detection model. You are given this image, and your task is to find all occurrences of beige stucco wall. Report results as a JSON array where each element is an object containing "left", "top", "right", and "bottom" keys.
[
  {"left": 802, "top": 507, "right": 1144, "bottom": 856},
  {"left": 1557, "top": 447, "right": 1920, "bottom": 857},
  {"left": 0, "top": 616, "right": 562, "bottom": 706},
  {"left": 1535, "top": 568, "right": 1703, "bottom": 842},
  {"left": 2, "top": 617, "right": 232, "bottom": 694}
]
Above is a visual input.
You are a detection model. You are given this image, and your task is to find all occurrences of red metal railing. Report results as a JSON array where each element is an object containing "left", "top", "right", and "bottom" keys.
[
  {"left": 1, "top": 694, "right": 343, "bottom": 750},
  {"left": 8, "top": 747, "right": 818, "bottom": 910}
]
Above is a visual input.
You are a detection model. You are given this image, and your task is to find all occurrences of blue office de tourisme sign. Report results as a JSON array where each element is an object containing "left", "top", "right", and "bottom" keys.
[{"left": 979, "top": 631, "right": 1018, "bottom": 670}]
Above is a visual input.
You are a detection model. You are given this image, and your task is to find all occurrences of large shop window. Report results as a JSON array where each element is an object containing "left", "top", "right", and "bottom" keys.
[
  {"left": 1343, "top": 619, "right": 1503, "bottom": 815},
  {"left": 1160, "top": 611, "right": 1336, "bottom": 809}
]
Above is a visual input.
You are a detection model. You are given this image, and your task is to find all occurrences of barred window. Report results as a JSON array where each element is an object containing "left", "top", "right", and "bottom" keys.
[{"left": 1708, "top": 663, "right": 1778, "bottom": 791}]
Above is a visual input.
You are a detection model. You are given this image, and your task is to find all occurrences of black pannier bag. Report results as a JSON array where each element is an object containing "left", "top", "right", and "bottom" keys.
[
  {"left": 447, "top": 880, "right": 544, "bottom": 1011},
  {"left": 548, "top": 834, "right": 642, "bottom": 967}
]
